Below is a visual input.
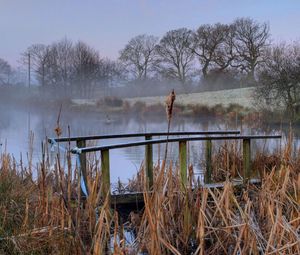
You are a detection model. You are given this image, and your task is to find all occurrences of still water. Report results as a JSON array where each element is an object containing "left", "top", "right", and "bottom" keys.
[{"left": 0, "top": 106, "right": 293, "bottom": 184}]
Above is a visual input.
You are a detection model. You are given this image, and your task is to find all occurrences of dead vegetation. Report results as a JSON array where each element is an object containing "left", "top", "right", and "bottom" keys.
[{"left": 0, "top": 137, "right": 299, "bottom": 254}]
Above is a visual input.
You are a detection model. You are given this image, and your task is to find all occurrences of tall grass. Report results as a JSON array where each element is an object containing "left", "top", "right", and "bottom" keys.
[{"left": 0, "top": 138, "right": 299, "bottom": 254}]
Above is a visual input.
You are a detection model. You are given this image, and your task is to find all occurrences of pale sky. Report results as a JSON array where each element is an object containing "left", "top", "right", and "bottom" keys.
[{"left": 1, "top": 0, "right": 299, "bottom": 66}]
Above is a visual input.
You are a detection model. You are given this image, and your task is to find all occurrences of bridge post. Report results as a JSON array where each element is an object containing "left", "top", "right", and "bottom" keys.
[
  {"left": 179, "top": 141, "right": 187, "bottom": 190},
  {"left": 243, "top": 139, "right": 251, "bottom": 182},
  {"left": 205, "top": 139, "right": 212, "bottom": 183},
  {"left": 76, "top": 139, "right": 89, "bottom": 196},
  {"left": 145, "top": 135, "right": 153, "bottom": 190},
  {"left": 101, "top": 149, "right": 111, "bottom": 202}
]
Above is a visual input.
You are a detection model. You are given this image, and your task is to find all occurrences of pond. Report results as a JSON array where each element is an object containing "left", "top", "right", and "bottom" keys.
[{"left": 0, "top": 105, "right": 296, "bottom": 185}]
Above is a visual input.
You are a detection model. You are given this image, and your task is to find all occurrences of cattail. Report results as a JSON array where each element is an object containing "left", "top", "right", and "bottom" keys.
[
  {"left": 163, "top": 89, "right": 176, "bottom": 166},
  {"left": 54, "top": 126, "right": 62, "bottom": 137},
  {"left": 55, "top": 104, "right": 63, "bottom": 137},
  {"left": 165, "top": 89, "right": 176, "bottom": 121}
]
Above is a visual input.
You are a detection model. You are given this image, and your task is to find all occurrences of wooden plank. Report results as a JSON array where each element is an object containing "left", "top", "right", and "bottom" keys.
[
  {"left": 76, "top": 140, "right": 89, "bottom": 196},
  {"left": 203, "top": 178, "right": 261, "bottom": 189},
  {"left": 49, "top": 130, "right": 241, "bottom": 143},
  {"left": 145, "top": 135, "right": 153, "bottom": 190},
  {"left": 101, "top": 149, "right": 111, "bottom": 202},
  {"left": 111, "top": 192, "right": 145, "bottom": 206},
  {"left": 72, "top": 135, "right": 281, "bottom": 153},
  {"left": 205, "top": 140, "right": 212, "bottom": 183},
  {"left": 179, "top": 141, "right": 187, "bottom": 190},
  {"left": 109, "top": 178, "right": 262, "bottom": 206},
  {"left": 243, "top": 139, "right": 251, "bottom": 182}
]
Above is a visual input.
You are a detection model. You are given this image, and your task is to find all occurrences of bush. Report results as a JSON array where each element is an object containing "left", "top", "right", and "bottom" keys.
[
  {"left": 190, "top": 104, "right": 213, "bottom": 117},
  {"left": 103, "top": 96, "right": 123, "bottom": 107},
  {"left": 211, "top": 104, "right": 226, "bottom": 117},
  {"left": 131, "top": 101, "right": 146, "bottom": 114},
  {"left": 96, "top": 96, "right": 124, "bottom": 108},
  {"left": 226, "top": 103, "right": 244, "bottom": 113},
  {"left": 142, "top": 103, "right": 165, "bottom": 116}
]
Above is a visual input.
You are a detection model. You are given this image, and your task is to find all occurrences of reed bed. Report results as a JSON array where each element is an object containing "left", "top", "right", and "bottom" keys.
[{"left": 0, "top": 138, "right": 299, "bottom": 254}]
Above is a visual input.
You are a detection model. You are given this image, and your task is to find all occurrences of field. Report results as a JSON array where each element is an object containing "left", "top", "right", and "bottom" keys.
[
  {"left": 125, "top": 87, "right": 256, "bottom": 108},
  {"left": 71, "top": 87, "right": 256, "bottom": 109}
]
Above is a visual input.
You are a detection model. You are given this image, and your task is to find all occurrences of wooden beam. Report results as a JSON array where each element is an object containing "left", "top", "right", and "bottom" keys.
[
  {"left": 243, "top": 139, "right": 251, "bottom": 182},
  {"left": 101, "top": 149, "right": 111, "bottom": 202},
  {"left": 205, "top": 140, "right": 212, "bottom": 183},
  {"left": 76, "top": 140, "right": 89, "bottom": 196},
  {"left": 145, "top": 135, "right": 153, "bottom": 190},
  {"left": 109, "top": 178, "right": 262, "bottom": 207},
  {"left": 179, "top": 141, "right": 187, "bottom": 190},
  {"left": 73, "top": 135, "right": 281, "bottom": 153},
  {"left": 49, "top": 130, "right": 241, "bottom": 143}
]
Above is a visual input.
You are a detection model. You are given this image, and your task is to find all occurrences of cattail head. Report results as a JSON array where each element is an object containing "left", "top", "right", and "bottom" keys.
[
  {"left": 165, "top": 89, "right": 176, "bottom": 121},
  {"left": 54, "top": 126, "right": 62, "bottom": 137},
  {"left": 55, "top": 104, "right": 63, "bottom": 137}
]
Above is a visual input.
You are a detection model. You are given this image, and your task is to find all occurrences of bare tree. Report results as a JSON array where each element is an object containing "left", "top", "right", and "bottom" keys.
[
  {"left": 22, "top": 38, "right": 124, "bottom": 97},
  {"left": 156, "top": 28, "right": 194, "bottom": 85},
  {"left": 50, "top": 38, "right": 74, "bottom": 90},
  {"left": 256, "top": 42, "right": 300, "bottom": 120},
  {"left": 119, "top": 34, "right": 158, "bottom": 81},
  {"left": 214, "top": 24, "right": 236, "bottom": 72},
  {"left": 192, "top": 23, "right": 234, "bottom": 79},
  {"left": 232, "top": 18, "right": 270, "bottom": 82},
  {"left": 72, "top": 41, "right": 101, "bottom": 97},
  {"left": 22, "top": 44, "right": 52, "bottom": 87},
  {"left": 0, "top": 58, "right": 12, "bottom": 85},
  {"left": 98, "top": 58, "right": 125, "bottom": 88}
]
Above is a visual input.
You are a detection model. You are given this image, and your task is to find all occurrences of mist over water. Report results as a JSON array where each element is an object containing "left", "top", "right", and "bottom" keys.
[{"left": 0, "top": 102, "right": 292, "bottom": 185}]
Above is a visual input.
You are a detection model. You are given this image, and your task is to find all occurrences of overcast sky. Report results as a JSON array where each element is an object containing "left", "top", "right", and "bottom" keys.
[{"left": 1, "top": 0, "right": 299, "bottom": 66}]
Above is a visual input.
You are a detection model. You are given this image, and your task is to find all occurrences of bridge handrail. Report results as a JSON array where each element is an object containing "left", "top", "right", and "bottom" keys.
[
  {"left": 48, "top": 130, "right": 240, "bottom": 143},
  {"left": 71, "top": 135, "right": 282, "bottom": 154},
  {"left": 50, "top": 132, "right": 281, "bottom": 202}
]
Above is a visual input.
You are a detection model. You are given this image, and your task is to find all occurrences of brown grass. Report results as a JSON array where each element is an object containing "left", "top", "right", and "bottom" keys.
[{"left": 0, "top": 138, "right": 299, "bottom": 254}]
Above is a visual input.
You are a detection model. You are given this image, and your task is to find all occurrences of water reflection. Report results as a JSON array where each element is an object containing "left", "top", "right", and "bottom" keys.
[{"left": 0, "top": 107, "right": 298, "bottom": 184}]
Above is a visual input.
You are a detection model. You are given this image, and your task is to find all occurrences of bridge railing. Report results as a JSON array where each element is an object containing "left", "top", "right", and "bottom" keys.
[
  {"left": 48, "top": 131, "right": 240, "bottom": 197},
  {"left": 69, "top": 134, "right": 281, "bottom": 200},
  {"left": 48, "top": 130, "right": 240, "bottom": 143}
]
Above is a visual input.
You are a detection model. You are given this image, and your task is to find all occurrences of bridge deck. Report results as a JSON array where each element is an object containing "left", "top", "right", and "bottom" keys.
[{"left": 111, "top": 178, "right": 261, "bottom": 207}]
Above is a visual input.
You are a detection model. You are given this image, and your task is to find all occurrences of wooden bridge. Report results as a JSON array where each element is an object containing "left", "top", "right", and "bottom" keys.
[{"left": 48, "top": 131, "right": 281, "bottom": 207}]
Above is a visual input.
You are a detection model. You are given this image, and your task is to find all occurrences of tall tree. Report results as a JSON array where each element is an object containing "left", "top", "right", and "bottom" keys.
[
  {"left": 0, "top": 58, "right": 12, "bottom": 85},
  {"left": 232, "top": 18, "right": 270, "bottom": 81},
  {"left": 23, "top": 44, "right": 51, "bottom": 87},
  {"left": 72, "top": 41, "right": 101, "bottom": 97},
  {"left": 119, "top": 34, "right": 158, "bottom": 81},
  {"left": 50, "top": 38, "right": 74, "bottom": 89},
  {"left": 192, "top": 23, "right": 234, "bottom": 79},
  {"left": 256, "top": 42, "right": 300, "bottom": 120},
  {"left": 156, "top": 28, "right": 194, "bottom": 85},
  {"left": 98, "top": 58, "right": 125, "bottom": 88}
]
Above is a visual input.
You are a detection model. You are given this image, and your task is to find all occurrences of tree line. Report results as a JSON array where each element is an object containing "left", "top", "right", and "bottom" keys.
[
  {"left": 0, "top": 17, "right": 299, "bottom": 117},
  {"left": 119, "top": 17, "right": 270, "bottom": 86}
]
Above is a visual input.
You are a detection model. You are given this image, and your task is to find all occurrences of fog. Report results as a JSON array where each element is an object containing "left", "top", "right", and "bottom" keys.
[{"left": 0, "top": 86, "right": 291, "bottom": 184}]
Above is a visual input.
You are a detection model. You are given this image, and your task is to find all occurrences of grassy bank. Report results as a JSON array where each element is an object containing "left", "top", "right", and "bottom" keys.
[
  {"left": 3, "top": 85, "right": 298, "bottom": 126},
  {"left": 0, "top": 136, "right": 299, "bottom": 254},
  {"left": 125, "top": 87, "right": 255, "bottom": 109},
  {"left": 70, "top": 87, "right": 255, "bottom": 115}
]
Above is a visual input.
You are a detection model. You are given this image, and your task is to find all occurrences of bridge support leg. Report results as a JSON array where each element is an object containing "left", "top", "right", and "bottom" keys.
[
  {"left": 205, "top": 140, "right": 212, "bottom": 184},
  {"left": 76, "top": 140, "right": 89, "bottom": 196},
  {"left": 101, "top": 149, "right": 111, "bottom": 202},
  {"left": 145, "top": 135, "right": 153, "bottom": 190},
  {"left": 179, "top": 141, "right": 187, "bottom": 190},
  {"left": 243, "top": 139, "right": 251, "bottom": 182}
]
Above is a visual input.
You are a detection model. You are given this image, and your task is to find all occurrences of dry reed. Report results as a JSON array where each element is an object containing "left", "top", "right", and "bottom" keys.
[{"left": 0, "top": 137, "right": 299, "bottom": 254}]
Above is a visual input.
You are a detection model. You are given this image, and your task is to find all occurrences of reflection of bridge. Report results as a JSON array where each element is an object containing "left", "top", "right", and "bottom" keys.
[{"left": 48, "top": 131, "right": 281, "bottom": 207}]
